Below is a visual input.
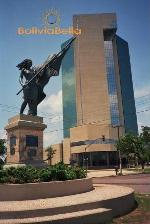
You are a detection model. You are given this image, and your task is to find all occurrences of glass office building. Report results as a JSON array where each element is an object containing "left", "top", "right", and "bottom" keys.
[{"left": 61, "top": 13, "right": 138, "bottom": 167}]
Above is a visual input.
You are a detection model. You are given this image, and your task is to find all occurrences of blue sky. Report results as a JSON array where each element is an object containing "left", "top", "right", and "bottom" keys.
[{"left": 0, "top": 0, "right": 150, "bottom": 145}]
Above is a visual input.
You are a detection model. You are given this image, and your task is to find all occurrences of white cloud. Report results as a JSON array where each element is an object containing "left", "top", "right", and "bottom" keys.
[
  {"left": 134, "top": 86, "right": 150, "bottom": 98},
  {"left": 134, "top": 86, "right": 150, "bottom": 132},
  {"left": 137, "top": 110, "right": 150, "bottom": 133},
  {"left": 43, "top": 131, "right": 62, "bottom": 148},
  {"left": 134, "top": 84, "right": 150, "bottom": 132},
  {"left": 50, "top": 115, "right": 63, "bottom": 124},
  {"left": 0, "top": 130, "right": 7, "bottom": 140},
  {"left": 38, "top": 90, "right": 62, "bottom": 114},
  {"left": 38, "top": 90, "right": 63, "bottom": 147}
]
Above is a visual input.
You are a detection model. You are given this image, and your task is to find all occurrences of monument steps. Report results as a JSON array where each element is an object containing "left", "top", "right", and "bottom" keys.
[
  {"left": 0, "top": 185, "right": 135, "bottom": 224},
  {"left": 0, "top": 200, "right": 109, "bottom": 219},
  {"left": 0, "top": 208, "right": 112, "bottom": 224}
]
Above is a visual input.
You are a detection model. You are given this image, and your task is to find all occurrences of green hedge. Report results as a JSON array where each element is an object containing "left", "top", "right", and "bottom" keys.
[{"left": 0, "top": 163, "right": 86, "bottom": 184}]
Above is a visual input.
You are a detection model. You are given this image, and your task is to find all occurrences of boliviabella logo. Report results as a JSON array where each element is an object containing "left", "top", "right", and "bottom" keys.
[
  {"left": 17, "top": 8, "right": 81, "bottom": 35},
  {"left": 42, "top": 8, "right": 61, "bottom": 28}
]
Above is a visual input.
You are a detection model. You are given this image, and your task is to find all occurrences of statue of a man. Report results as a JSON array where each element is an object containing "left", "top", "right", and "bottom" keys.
[
  {"left": 17, "top": 59, "right": 38, "bottom": 115},
  {"left": 17, "top": 58, "right": 58, "bottom": 116},
  {"left": 16, "top": 37, "right": 76, "bottom": 116}
]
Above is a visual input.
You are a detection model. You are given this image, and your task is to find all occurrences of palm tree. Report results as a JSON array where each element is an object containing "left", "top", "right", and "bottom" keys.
[{"left": 45, "top": 146, "right": 56, "bottom": 165}]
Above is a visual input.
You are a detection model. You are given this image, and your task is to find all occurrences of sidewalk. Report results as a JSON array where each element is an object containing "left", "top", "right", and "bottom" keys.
[
  {"left": 88, "top": 169, "right": 150, "bottom": 194},
  {"left": 87, "top": 169, "right": 137, "bottom": 178}
]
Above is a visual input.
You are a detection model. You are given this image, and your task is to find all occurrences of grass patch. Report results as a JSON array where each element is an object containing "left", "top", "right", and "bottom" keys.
[
  {"left": 110, "top": 194, "right": 150, "bottom": 224},
  {"left": 135, "top": 194, "right": 150, "bottom": 212},
  {"left": 126, "top": 167, "right": 150, "bottom": 174}
]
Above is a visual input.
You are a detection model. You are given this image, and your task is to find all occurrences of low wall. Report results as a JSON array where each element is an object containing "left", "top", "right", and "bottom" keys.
[{"left": 0, "top": 178, "right": 93, "bottom": 201}]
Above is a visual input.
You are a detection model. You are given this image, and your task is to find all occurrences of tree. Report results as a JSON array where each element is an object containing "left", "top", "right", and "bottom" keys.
[
  {"left": 0, "top": 139, "right": 7, "bottom": 165},
  {"left": 116, "top": 130, "right": 150, "bottom": 171},
  {"left": 141, "top": 126, "right": 150, "bottom": 147},
  {"left": 133, "top": 135, "right": 147, "bottom": 170},
  {"left": 116, "top": 133, "right": 135, "bottom": 154},
  {"left": 45, "top": 146, "right": 56, "bottom": 165},
  {"left": 0, "top": 139, "right": 6, "bottom": 156},
  {"left": 140, "top": 126, "right": 150, "bottom": 165}
]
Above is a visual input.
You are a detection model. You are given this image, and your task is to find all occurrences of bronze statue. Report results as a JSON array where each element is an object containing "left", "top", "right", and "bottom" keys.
[{"left": 16, "top": 37, "right": 75, "bottom": 116}]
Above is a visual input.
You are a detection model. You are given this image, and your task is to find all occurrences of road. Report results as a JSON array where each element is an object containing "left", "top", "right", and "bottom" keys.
[{"left": 92, "top": 173, "right": 150, "bottom": 193}]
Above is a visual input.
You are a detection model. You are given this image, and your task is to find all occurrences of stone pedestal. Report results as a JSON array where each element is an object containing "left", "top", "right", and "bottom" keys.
[{"left": 5, "top": 114, "right": 47, "bottom": 166}]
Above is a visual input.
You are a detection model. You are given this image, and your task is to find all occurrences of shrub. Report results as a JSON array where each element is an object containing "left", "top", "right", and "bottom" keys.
[
  {"left": 6, "top": 167, "right": 17, "bottom": 176},
  {"left": 38, "top": 167, "right": 52, "bottom": 182},
  {"left": 0, "top": 163, "right": 86, "bottom": 184},
  {"left": 0, "top": 169, "right": 8, "bottom": 183},
  {"left": 20, "top": 166, "right": 38, "bottom": 183},
  {"left": 65, "top": 168, "right": 77, "bottom": 180},
  {"left": 52, "top": 163, "right": 77, "bottom": 181},
  {"left": 74, "top": 167, "right": 86, "bottom": 179},
  {"left": 0, "top": 166, "right": 39, "bottom": 184},
  {"left": 0, "top": 176, "right": 12, "bottom": 183},
  {"left": 55, "top": 169, "right": 68, "bottom": 181}
]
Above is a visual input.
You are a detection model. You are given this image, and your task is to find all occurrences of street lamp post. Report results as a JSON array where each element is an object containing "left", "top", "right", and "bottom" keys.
[{"left": 84, "top": 147, "right": 88, "bottom": 175}]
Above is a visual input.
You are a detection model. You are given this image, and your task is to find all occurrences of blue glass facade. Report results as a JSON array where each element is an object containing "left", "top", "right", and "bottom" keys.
[
  {"left": 116, "top": 35, "right": 138, "bottom": 134},
  {"left": 104, "top": 41, "right": 120, "bottom": 126},
  {"left": 61, "top": 39, "right": 77, "bottom": 138}
]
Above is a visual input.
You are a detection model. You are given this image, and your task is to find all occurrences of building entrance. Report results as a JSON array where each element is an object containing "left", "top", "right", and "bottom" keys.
[{"left": 72, "top": 151, "right": 118, "bottom": 168}]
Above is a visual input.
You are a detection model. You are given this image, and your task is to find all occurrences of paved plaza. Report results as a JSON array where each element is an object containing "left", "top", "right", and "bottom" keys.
[
  {"left": 87, "top": 169, "right": 136, "bottom": 178},
  {"left": 88, "top": 170, "right": 150, "bottom": 193}
]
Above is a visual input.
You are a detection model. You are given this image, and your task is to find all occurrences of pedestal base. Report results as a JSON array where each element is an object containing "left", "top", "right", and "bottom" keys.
[{"left": 5, "top": 114, "right": 47, "bottom": 166}]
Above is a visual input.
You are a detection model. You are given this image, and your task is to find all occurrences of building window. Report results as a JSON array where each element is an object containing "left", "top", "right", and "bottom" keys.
[{"left": 104, "top": 40, "right": 120, "bottom": 125}]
